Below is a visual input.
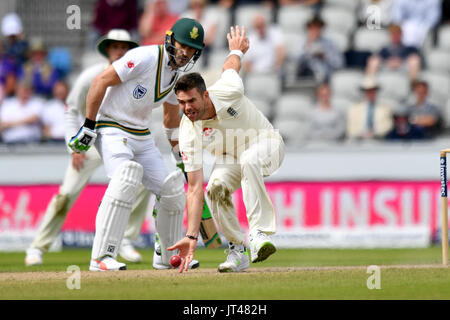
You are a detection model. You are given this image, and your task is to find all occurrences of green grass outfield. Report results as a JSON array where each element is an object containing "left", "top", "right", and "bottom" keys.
[{"left": 0, "top": 247, "right": 449, "bottom": 300}]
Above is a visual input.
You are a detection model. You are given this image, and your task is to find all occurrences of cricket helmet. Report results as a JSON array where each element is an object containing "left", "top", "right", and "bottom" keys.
[{"left": 165, "top": 18, "right": 205, "bottom": 70}]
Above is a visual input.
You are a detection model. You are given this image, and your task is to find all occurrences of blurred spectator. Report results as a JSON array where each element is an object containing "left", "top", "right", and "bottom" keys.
[
  {"left": 0, "top": 80, "right": 43, "bottom": 144},
  {"left": 365, "top": 24, "right": 421, "bottom": 81},
  {"left": 91, "top": 0, "right": 138, "bottom": 47},
  {"left": 346, "top": 78, "right": 393, "bottom": 140},
  {"left": 385, "top": 110, "right": 425, "bottom": 140},
  {"left": 295, "top": 16, "right": 344, "bottom": 84},
  {"left": 22, "top": 38, "right": 61, "bottom": 98},
  {"left": 391, "top": 0, "right": 441, "bottom": 49},
  {"left": 41, "top": 81, "right": 69, "bottom": 143},
  {"left": 307, "top": 83, "right": 346, "bottom": 141},
  {"left": 406, "top": 78, "right": 442, "bottom": 138},
  {"left": 0, "top": 41, "right": 21, "bottom": 99},
  {"left": 1, "top": 13, "right": 28, "bottom": 66},
  {"left": 139, "top": 0, "right": 179, "bottom": 46},
  {"left": 243, "top": 13, "right": 285, "bottom": 75},
  {"left": 358, "top": 0, "right": 393, "bottom": 28},
  {"left": 181, "top": 0, "right": 219, "bottom": 67}
]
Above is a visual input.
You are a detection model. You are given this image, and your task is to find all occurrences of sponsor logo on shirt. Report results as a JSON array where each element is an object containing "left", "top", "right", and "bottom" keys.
[
  {"left": 227, "top": 107, "right": 238, "bottom": 118},
  {"left": 203, "top": 127, "right": 214, "bottom": 137},
  {"left": 133, "top": 84, "right": 147, "bottom": 99},
  {"left": 181, "top": 151, "right": 188, "bottom": 161},
  {"left": 127, "top": 61, "right": 135, "bottom": 68}
]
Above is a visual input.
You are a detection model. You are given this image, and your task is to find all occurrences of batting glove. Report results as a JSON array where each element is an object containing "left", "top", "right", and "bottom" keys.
[{"left": 68, "top": 119, "right": 97, "bottom": 154}]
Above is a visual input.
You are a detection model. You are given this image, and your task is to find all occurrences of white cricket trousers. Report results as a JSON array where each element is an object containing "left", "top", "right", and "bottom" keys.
[
  {"left": 30, "top": 146, "right": 150, "bottom": 252},
  {"left": 95, "top": 131, "right": 168, "bottom": 194},
  {"left": 206, "top": 134, "right": 285, "bottom": 245}
]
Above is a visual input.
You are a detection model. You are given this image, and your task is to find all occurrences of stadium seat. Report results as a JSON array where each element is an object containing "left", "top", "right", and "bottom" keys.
[
  {"left": 420, "top": 71, "right": 450, "bottom": 107},
  {"left": 245, "top": 73, "right": 281, "bottom": 104},
  {"left": 251, "top": 98, "right": 273, "bottom": 120},
  {"left": 353, "top": 27, "right": 390, "bottom": 53},
  {"left": 283, "top": 32, "right": 305, "bottom": 61},
  {"left": 323, "top": 28, "right": 350, "bottom": 52},
  {"left": 324, "top": 0, "right": 359, "bottom": 12},
  {"left": 234, "top": 4, "right": 273, "bottom": 31},
  {"left": 331, "top": 96, "right": 356, "bottom": 113},
  {"left": 437, "top": 24, "right": 450, "bottom": 51},
  {"left": 272, "top": 118, "right": 309, "bottom": 145},
  {"left": 205, "top": 5, "right": 231, "bottom": 50},
  {"left": 321, "top": 5, "right": 357, "bottom": 35},
  {"left": 274, "top": 93, "right": 313, "bottom": 121},
  {"left": 277, "top": 5, "right": 314, "bottom": 33},
  {"left": 376, "top": 70, "right": 410, "bottom": 102},
  {"left": 207, "top": 49, "right": 229, "bottom": 69},
  {"left": 329, "top": 69, "right": 365, "bottom": 101},
  {"left": 425, "top": 49, "right": 450, "bottom": 73}
]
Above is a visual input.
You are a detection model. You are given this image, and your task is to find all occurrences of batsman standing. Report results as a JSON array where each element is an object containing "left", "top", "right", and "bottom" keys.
[
  {"left": 169, "top": 26, "right": 285, "bottom": 272},
  {"left": 68, "top": 18, "right": 205, "bottom": 271},
  {"left": 25, "top": 29, "right": 149, "bottom": 266}
]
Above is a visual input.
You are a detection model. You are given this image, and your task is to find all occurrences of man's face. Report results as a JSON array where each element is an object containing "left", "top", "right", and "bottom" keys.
[
  {"left": 364, "top": 88, "right": 378, "bottom": 102},
  {"left": 414, "top": 83, "right": 428, "bottom": 101},
  {"left": 173, "top": 41, "right": 196, "bottom": 68},
  {"left": 177, "top": 87, "right": 207, "bottom": 122},
  {"left": 106, "top": 41, "right": 131, "bottom": 62}
]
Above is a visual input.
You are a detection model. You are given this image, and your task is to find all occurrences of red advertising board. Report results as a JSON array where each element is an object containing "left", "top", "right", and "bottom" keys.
[{"left": 0, "top": 181, "right": 445, "bottom": 249}]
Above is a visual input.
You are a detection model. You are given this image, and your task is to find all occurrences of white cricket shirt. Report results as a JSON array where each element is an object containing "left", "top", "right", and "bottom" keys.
[
  {"left": 179, "top": 69, "right": 281, "bottom": 172},
  {"left": 96, "top": 45, "right": 179, "bottom": 139}
]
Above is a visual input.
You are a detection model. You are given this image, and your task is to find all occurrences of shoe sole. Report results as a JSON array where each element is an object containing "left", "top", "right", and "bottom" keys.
[
  {"left": 218, "top": 265, "right": 249, "bottom": 273},
  {"left": 252, "top": 242, "right": 276, "bottom": 263},
  {"left": 89, "top": 265, "right": 127, "bottom": 271}
]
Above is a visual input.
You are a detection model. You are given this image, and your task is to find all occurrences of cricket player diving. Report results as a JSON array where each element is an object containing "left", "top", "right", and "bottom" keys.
[
  {"left": 68, "top": 18, "right": 204, "bottom": 271},
  {"left": 169, "top": 25, "right": 285, "bottom": 272},
  {"left": 25, "top": 29, "right": 151, "bottom": 266}
]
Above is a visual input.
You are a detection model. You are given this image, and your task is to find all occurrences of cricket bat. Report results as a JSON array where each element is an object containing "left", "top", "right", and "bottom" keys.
[{"left": 177, "top": 163, "right": 222, "bottom": 249}]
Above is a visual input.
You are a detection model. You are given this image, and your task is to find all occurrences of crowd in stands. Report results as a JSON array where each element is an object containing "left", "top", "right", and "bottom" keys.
[{"left": 1, "top": 0, "right": 450, "bottom": 147}]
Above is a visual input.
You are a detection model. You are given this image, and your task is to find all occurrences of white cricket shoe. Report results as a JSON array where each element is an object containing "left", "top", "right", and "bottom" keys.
[
  {"left": 119, "top": 238, "right": 142, "bottom": 263},
  {"left": 248, "top": 230, "right": 276, "bottom": 263},
  {"left": 89, "top": 256, "right": 127, "bottom": 271},
  {"left": 218, "top": 242, "right": 250, "bottom": 273},
  {"left": 152, "top": 237, "right": 199, "bottom": 270},
  {"left": 25, "top": 248, "right": 43, "bottom": 266}
]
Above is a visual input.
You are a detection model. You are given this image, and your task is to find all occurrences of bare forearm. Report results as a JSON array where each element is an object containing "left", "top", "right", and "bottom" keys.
[
  {"left": 222, "top": 55, "right": 242, "bottom": 73},
  {"left": 85, "top": 66, "right": 121, "bottom": 121},
  {"left": 185, "top": 187, "right": 204, "bottom": 238},
  {"left": 85, "top": 78, "right": 107, "bottom": 121}
]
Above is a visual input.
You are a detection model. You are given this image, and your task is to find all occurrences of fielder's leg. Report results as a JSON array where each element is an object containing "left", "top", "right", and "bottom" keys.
[
  {"left": 206, "top": 157, "right": 250, "bottom": 272},
  {"left": 25, "top": 148, "right": 102, "bottom": 266},
  {"left": 240, "top": 134, "right": 285, "bottom": 263},
  {"left": 90, "top": 160, "right": 143, "bottom": 271}
]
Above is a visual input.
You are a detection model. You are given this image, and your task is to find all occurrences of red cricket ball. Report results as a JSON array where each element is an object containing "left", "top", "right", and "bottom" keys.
[{"left": 170, "top": 255, "right": 181, "bottom": 268}]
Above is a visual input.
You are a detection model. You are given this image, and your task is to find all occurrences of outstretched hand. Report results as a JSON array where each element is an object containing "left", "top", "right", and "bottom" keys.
[
  {"left": 168, "top": 237, "right": 197, "bottom": 273},
  {"left": 227, "top": 25, "right": 249, "bottom": 54}
]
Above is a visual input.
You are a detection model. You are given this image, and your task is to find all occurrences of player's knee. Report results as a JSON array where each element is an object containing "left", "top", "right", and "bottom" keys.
[
  {"left": 106, "top": 160, "right": 143, "bottom": 203},
  {"left": 159, "top": 169, "right": 186, "bottom": 215},
  {"left": 207, "top": 180, "right": 233, "bottom": 208}
]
